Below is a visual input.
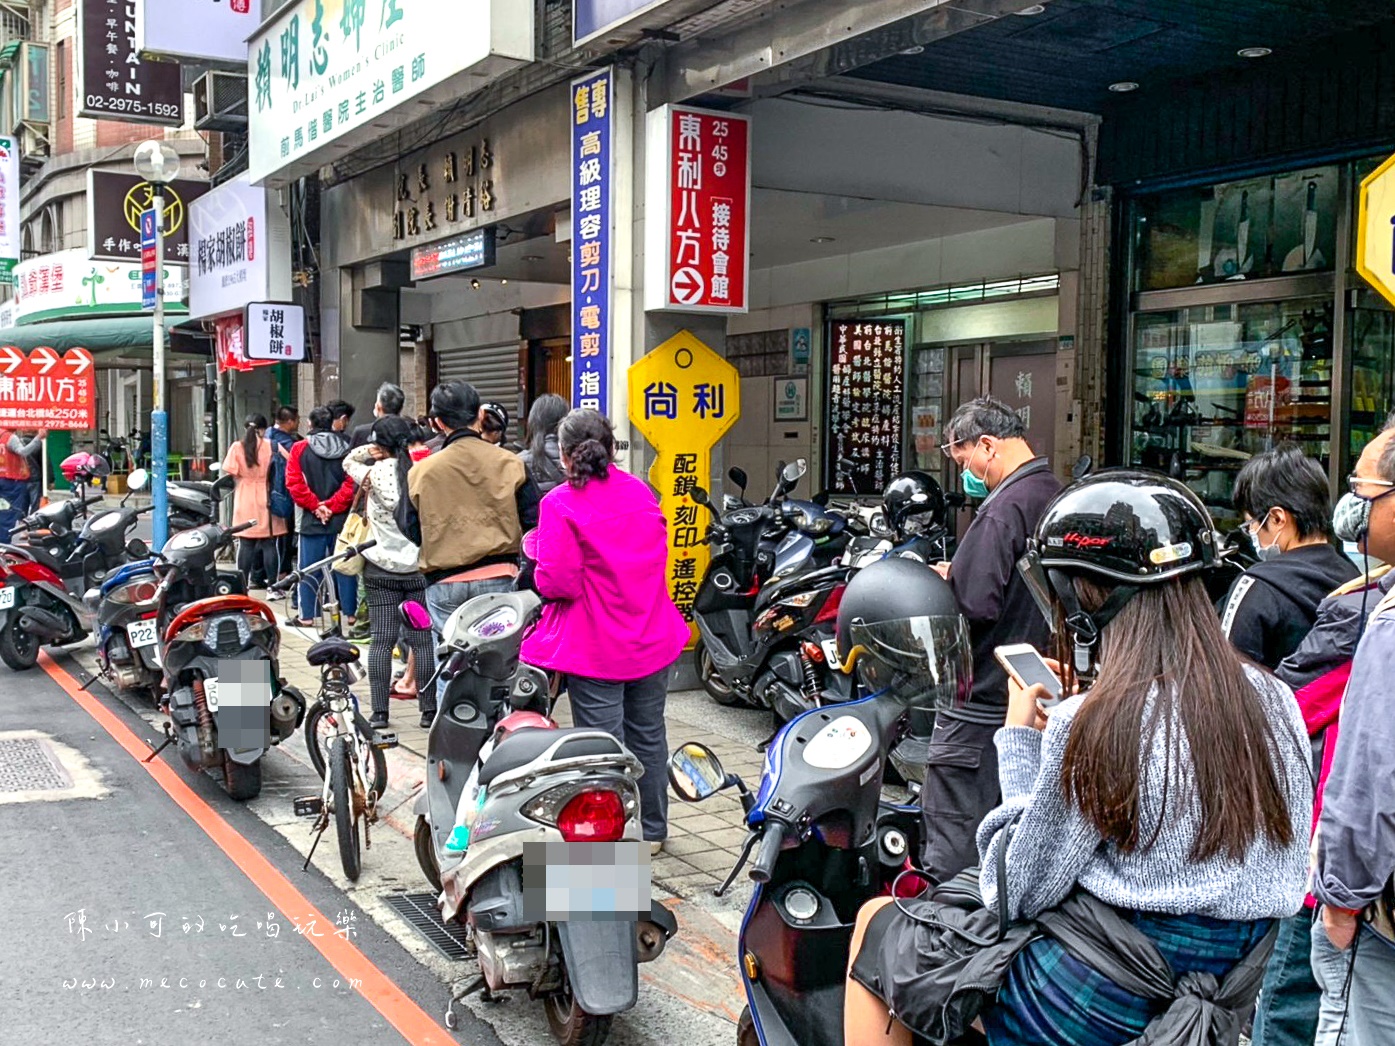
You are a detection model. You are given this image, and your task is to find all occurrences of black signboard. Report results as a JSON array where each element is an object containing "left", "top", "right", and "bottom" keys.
[
  {"left": 79, "top": 0, "right": 182, "bottom": 126},
  {"left": 410, "top": 227, "right": 497, "bottom": 281},
  {"left": 827, "top": 318, "right": 905, "bottom": 496},
  {"left": 88, "top": 171, "right": 207, "bottom": 264}
]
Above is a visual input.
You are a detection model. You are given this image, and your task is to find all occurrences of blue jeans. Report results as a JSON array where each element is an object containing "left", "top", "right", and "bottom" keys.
[
  {"left": 566, "top": 667, "right": 674, "bottom": 842},
  {"left": 425, "top": 577, "right": 515, "bottom": 700},
  {"left": 1252, "top": 911, "right": 1321, "bottom": 1045},
  {"left": 1310, "top": 915, "right": 1395, "bottom": 1046},
  {"left": 0, "top": 476, "right": 27, "bottom": 542},
  {"left": 297, "top": 531, "right": 358, "bottom": 622}
]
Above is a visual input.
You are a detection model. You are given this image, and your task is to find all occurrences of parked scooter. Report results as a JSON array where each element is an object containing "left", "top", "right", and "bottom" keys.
[
  {"left": 89, "top": 468, "right": 236, "bottom": 698},
  {"left": 0, "top": 456, "right": 154, "bottom": 670},
  {"left": 667, "top": 558, "right": 971, "bottom": 1046},
  {"left": 145, "top": 519, "right": 305, "bottom": 800},
  {"left": 406, "top": 590, "right": 677, "bottom": 1046}
]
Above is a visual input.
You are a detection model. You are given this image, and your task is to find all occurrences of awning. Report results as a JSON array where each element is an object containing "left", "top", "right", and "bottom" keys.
[{"left": 0, "top": 316, "right": 211, "bottom": 358}]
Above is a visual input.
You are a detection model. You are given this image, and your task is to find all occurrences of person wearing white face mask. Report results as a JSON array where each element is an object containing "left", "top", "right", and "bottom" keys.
[{"left": 1219, "top": 443, "right": 1357, "bottom": 673}]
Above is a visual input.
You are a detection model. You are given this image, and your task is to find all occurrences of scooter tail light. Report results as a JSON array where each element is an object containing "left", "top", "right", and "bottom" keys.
[
  {"left": 813, "top": 585, "right": 845, "bottom": 625},
  {"left": 556, "top": 790, "right": 626, "bottom": 843}
]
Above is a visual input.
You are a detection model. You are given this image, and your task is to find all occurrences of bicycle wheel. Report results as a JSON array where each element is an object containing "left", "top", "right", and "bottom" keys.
[
  {"left": 304, "top": 702, "right": 389, "bottom": 799},
  {"left": 330, "top": 737, "right": 362, "bottom": 882}
]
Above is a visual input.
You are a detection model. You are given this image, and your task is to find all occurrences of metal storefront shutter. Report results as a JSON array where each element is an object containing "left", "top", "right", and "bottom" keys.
[{"left": 434, "top": 341, "right": 521, "bottom": 416}]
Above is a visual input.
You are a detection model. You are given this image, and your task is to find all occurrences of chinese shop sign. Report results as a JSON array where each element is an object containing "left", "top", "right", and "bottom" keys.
[
  {"left": 391, "top": 132, "right": 500, "bottom": 244},
  {"left": 644, "top": 104, "right": 750, "bottom": 314},
  {"left": 0, "top": 348, "right": 96, "bottom": 429},
  {"left": 827, "top": 319, "right": 905, "bottom": 496},
  {"left": 14, "top": 250, "right": 187, "bottom": 325},
  {"left": 0, "top": 136, "right": 18, "bottom": 286},
  {"left": 248, "top": 0, "right": 533, "bottom": 187},
  {"left": 244, "top": 303, "right": 307, "bottom": 363},
  {"left": 189, "top": 174, "right": 294, "bottom": 322},
  {"left": 87, "top": 171, "right": 207, "bottom": 265},
  {"left": 572, "top": 67, "right": 613, "bottom": 414},
  {"left": 78, "top": 0, "right": 183, "bottom": 126},
  {"left": 410, "top": 227, "right": 496, "bottom": 280},
  {"left": 629, "top": 331, "right": 740, "bottom": 645}
]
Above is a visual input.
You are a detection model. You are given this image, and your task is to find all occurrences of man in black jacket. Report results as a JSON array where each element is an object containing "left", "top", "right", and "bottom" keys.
[
  {"left": 349, "top": 382, "right": 404, "bottom": 450},
  {"left": 922, "top": 396, "right": 1062, "bottom": 881}
]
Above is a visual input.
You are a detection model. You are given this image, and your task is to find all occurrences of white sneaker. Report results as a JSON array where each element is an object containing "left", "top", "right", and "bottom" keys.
[{"left": 649, "top": 840, "right": 664, "bottom": 857}]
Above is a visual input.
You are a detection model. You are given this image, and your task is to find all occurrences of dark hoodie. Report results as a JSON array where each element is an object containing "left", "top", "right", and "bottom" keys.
[{"left": 1218, "top": 543, "right": 1360, "bottom": 669}]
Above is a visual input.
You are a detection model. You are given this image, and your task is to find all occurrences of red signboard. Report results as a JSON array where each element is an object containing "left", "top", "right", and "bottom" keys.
[
  {"left": 0, "top": 346, "right": 96, "bottom": 429},
  {"left": 654, "top": 105, "right": 750, "bottom": 313}
]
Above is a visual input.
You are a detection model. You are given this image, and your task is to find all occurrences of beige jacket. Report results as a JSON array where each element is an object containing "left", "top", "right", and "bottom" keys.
[{"left": 407, "top": 432, "right": 527, "bottom": 577}]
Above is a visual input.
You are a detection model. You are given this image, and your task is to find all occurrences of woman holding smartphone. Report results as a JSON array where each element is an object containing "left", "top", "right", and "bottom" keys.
[{"left": 845, "top": 471, "right": 1313, "bottom": 1046}]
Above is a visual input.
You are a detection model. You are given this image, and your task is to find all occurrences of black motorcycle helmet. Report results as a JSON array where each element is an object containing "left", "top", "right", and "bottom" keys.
[
  {"left": 881, "top": 470, "right": 947, "bottom": 537},
  {"left": 835, "top": 558, "right": 972, "bottom": 712},
  {"left": 1018, "top": 468, "right": 1220, "bottom": 680}
]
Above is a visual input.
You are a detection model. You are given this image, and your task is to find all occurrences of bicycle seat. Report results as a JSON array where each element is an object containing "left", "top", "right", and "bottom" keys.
[
  {"left": 306, "top": 638, "right": 361, "bottom": 666},
  {"left": 477, "top": 727, "right": 627, "bottom": 787}
]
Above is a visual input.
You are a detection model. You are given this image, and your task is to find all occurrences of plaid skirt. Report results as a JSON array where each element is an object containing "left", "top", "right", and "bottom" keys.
[{"left": 981, "top": 910, "right": 1273, "bottom": 1046}]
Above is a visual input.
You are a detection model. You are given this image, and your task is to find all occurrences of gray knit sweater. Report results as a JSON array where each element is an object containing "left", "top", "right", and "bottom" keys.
[{"left": 978, "top": 666, "right": 1314, "bottom": 922}]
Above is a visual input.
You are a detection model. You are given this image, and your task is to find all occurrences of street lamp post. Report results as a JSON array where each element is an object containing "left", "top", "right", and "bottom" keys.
[{"left": 133, "top": 140, "right": 181, "bottom": 552}]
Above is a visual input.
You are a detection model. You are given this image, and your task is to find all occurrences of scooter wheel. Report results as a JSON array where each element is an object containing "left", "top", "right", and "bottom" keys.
[
  {"left": 0, "top": 616, "right": 40, "bottom": 671},
  {"left": 415, "top": 814, "right": 442, "bottom": 894},
  {"left": 544, "top": 988, "right": 613, "bottom": 1046},
  {"left": 694, "top": 641, "right": 750, "bottom": 708},
  {"left": 221, "top": 753, "right": 262, "bottom": 801}
]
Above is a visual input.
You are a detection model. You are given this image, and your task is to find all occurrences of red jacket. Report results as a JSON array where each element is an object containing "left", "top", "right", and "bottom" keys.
[{"left": 285, "top": 438, "right": 355, "bottom": 515}]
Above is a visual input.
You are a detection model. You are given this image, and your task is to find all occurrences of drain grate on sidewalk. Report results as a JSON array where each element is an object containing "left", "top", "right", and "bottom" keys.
[
  {"left": 0, "top": 736, "right": 73, "bottom": 792},
  {"left": 383, "top": 892, "right": 472, "bottom": 961}
]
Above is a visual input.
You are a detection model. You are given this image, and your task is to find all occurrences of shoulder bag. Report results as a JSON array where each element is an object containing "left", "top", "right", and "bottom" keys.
[{"left": 333, "top": 477, "right": 372, "bottom": 577}]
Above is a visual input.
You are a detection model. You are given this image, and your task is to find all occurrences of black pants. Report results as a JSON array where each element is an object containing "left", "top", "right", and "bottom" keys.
[
  {"left": 363, "top": 567, "right": 437, "bottom": 718},
  {"left": 919, "top": 715, "right": 1002, "bottom": 882},
  {"left": 236, "top": 537, "right": 280, "bottom": 591}
]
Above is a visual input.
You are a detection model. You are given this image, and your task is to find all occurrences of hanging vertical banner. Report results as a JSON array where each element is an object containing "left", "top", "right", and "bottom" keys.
[
  {"left": 827, "top": 318, "right": 905, "bottom": 496},
  {"left": 0, "top": 136, "right": 18, "bottom": 286},
  {"left": 644, "top": 104, "right": 751, "bottom": 314},
  {"left": 78, "top": 0, "right": 183, "bottom": 126},
  {"left": 628, "top": 330, "right": 740, "bottom": 646},
  {"left": 139, "top": 209, "right": 157, "bottom": 311},
  {"left": 571, "top": 67, "right": 613, "bottom": 414}
]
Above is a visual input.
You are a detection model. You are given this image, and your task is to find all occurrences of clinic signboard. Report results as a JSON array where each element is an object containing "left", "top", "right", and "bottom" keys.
[
  {"left": 137, "top": 0, "right": 257, "bottom": 64},
  {"left": 188, "top": 173, "right": 293, "bottom": 322},
  {"left": 248, "top": 0, "right": 533, "bottom": 187},
  {"left": 644, "top": 103, "right": 751, "bottom": 314},
  {"left": 571, "top": 67, "right": 614, "bottom": 415},
  {"left": 78, "top": 0, "right": 183, "bottom": 126}
]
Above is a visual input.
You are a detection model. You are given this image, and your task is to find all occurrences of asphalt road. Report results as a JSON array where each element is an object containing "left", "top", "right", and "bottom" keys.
[{"left": 0, "top": 653, "right": 499, "bottom": 1046}]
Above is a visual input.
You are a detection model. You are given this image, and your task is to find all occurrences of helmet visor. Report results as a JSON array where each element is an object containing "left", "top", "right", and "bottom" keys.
[
  {"left": 1017, "top": 550, "right": 1055, "bottom": 628},
  {"left": 847, "top": 614, "right": 973, "bottom": 713}
]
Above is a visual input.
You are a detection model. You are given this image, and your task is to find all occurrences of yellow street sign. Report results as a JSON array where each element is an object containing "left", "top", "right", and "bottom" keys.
[
  {"left": 1357, "top": 152, "right": 1395, "bottom": 309},
  {"left": 628, "top": 330, "right": 740, "bottom": 647}
]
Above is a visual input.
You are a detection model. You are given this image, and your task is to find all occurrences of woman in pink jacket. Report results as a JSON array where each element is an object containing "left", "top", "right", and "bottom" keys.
[
  {"left": 520, "top": 409, "right": 688, "bottom": 853},
  {"left": 221, "top": 413, "right": 289, "bottom": 590}
]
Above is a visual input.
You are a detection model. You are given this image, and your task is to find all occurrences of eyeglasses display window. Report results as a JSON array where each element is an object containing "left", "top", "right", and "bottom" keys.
[{"left": 1130, "top": 297, "right": 1334, "bottom": 520}]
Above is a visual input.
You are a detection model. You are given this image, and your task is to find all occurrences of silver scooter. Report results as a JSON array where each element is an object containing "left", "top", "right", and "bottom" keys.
[{"left": 403, "top": 591, "right": 678, "bottom": 1046}]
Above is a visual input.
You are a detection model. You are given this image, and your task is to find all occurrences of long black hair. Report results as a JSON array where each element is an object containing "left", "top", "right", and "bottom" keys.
[
  {"left": 369, "top": 414, "right": 415, "bottom": 502},
  {"left": 526, "top": 394, "right": 568, "bottom": 462},
  {"left": 242, "top": 413, "right": 268, "bottom": 469}
]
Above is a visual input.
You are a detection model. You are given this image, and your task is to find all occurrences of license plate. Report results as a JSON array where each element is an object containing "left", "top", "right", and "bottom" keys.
[
  {"left": 522, "top": 841, "right": 650, "bottom": 922},
  {"left": 0, "top": 586, "right": 13, "bottom": 610},
  {"left": 126, "top": 619, "right": 159, "bottom": 649},
  {"left": 201, "top": 676, "right": 219, "bottom": 711},
  {"left": 821, "top": 638, "right": 842, "bottom": 667}
]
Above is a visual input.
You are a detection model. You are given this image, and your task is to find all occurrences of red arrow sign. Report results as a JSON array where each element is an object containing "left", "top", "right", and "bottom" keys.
[
  {"left": 670, "top": 267, "right": 705, "bottom": 306},
  {"left": 0, "top": 345, "right": 19, "bottom": 375},
  {"left": 30, "top": 345, "right": 58, "bottom": 374},
  {"left": 0, "top": 346, "right": 97, "bottom": 430},
  {"left": 65, "top": 348, "right": 93, "bottom": 376}
]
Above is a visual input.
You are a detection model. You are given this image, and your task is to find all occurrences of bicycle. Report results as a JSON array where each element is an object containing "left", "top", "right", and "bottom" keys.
[{"left": 270, "top": 541, "right": 397, "bottom": 882}]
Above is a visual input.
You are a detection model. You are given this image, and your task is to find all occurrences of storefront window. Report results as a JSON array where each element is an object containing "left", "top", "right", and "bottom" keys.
[
  {"left": 1130, "top": 297, "right": 1334, "bottom": 523},
  {"left": 1348, "top": 291, "right": 1395, "bottom": 471},
  {"left": 1133, "top": 167, "right": 1339, "bottom": 291},
  {"left": 907, "top": 345, "right": 946, "bottom": 471}
]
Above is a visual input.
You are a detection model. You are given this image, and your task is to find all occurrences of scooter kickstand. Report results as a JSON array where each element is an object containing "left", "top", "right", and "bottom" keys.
[
  {"left": 142, "top": 723, "right": 176, "bottom": 763},
  {"left": 446, "top": 975, "right": 500, "bottom": 1027}
]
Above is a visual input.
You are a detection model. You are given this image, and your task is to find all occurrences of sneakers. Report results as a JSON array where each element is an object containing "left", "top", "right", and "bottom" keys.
[
  {"left": 649, "top": 840, "right": 664, "bottom": 857},
  {"left": 368, "top": 712, "right": 389, "bottom": 730},
  {"left": 348, "top": 618, "right": 371, "bottom": 641},
  {"left": 419, "top": 710, "right": 436, "bottom": 729}
]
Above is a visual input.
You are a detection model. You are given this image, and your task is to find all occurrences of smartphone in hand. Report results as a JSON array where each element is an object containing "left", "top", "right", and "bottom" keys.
[{"left": 994, "top": 644, "right": 1064, "bottom": 708}]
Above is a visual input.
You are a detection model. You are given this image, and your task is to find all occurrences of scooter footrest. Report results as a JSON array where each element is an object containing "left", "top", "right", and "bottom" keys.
[
  {"left": 371, "top": 731, "right": 399, "bottom": 749},
  {"left": 292, "top": 795, "right": 324, "bottom": 817}
]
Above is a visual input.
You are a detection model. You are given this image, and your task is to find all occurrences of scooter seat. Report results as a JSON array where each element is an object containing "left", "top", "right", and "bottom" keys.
[
  {"left": 306, "top": 638, "right": 361, "bottom": 666},
  {"left": 477, "top": 727, "right": 627, "bottom": 787}
]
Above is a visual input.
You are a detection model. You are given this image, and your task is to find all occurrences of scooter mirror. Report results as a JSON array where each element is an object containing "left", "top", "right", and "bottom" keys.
[
  {"left": 1071, "top": 454, "right": 1093, "bottom": 481},
  {"left": 668, "top": 743, "right": 727, "bottom": 803},
  {"left": 209, "top": 462, "right": 222, "bottom": 473},
  {"left": 728, "top": 466, "right": 748, "bottom": 493},
  {"left": 783, "top": 459, "right": 808, "bottom": 484},
  {"left": 399, "top": 600, "right": 433, "bottom": 632},
  {"left": 127, "top": 468, "right": 149, "bottom": 491},
  {"left": 690, "top": 486, "right": 710, "bottom": 507},
  {"left": 127, "top": 538, "right": 149, "bottom": 559}
]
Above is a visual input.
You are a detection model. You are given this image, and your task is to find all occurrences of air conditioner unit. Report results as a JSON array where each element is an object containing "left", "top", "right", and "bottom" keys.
[
  {"left": 17, "top": 123, "right": 47, "bottom": 167},
  {"left": 193, "top": 70, "right": 247, "bottom": 133}
]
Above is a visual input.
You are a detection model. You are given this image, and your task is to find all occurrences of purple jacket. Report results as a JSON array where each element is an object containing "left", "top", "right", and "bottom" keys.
[{"left": 520, "top": 468, "right": 688, "bottom": 682}]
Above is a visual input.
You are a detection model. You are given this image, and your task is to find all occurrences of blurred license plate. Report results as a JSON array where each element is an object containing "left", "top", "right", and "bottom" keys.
[
  {"left": 0, "top": 586, "right": 13, "bottom": 609},
  {"left": 201, "top": 676, "right": 219, "bottom": 711},
  {"left": 126, "top": 620, "right": 159, "bottom": 648},
  {"left": 522, "top": 841, "right": 650, "bottom": 922}
]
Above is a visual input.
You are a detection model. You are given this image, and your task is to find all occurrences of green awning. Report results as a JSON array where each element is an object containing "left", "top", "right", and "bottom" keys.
[
  {"left": 0, "top": 41, "right": 21, "bottom": 65},
  {"left": 0, "top": 316, "right": 211, "bottom": 358}
]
